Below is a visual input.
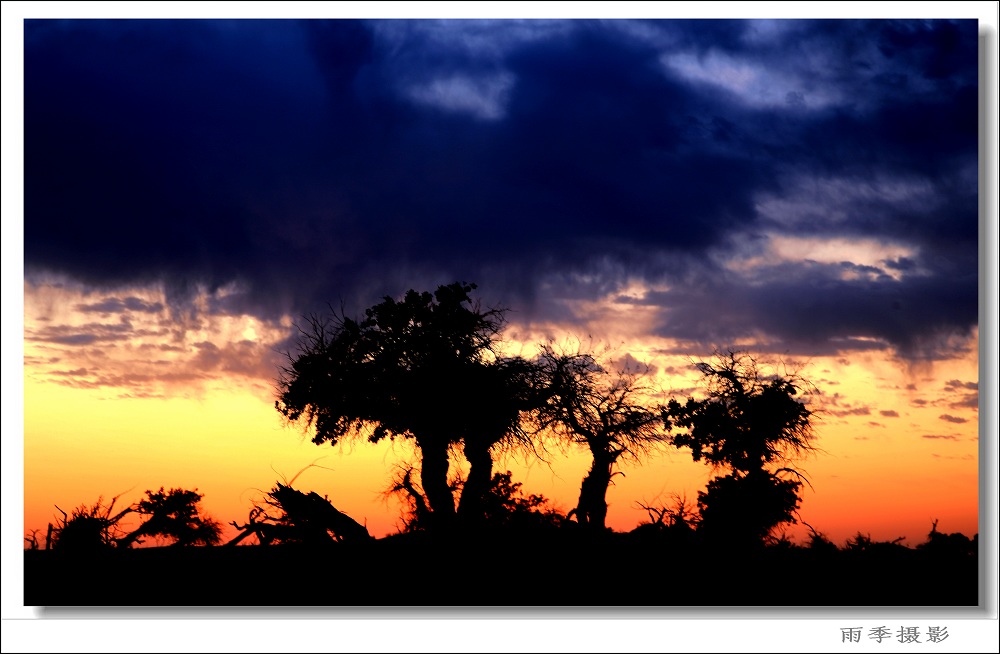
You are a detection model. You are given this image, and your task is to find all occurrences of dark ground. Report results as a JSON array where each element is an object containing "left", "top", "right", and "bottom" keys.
[{"left": 23, "top": 530, "right": 980, "bottom": 607}]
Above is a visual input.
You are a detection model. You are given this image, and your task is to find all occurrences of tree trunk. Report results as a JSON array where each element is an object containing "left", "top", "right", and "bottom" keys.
[
  {"left": 457, "top": 439, "right": 494, "bottom": 524},
  {"left": 573, "top": 450, "right": 615, "bottom": 531},
  {"left": 419, "top": 436, "right": 455, "bottom": 528}
]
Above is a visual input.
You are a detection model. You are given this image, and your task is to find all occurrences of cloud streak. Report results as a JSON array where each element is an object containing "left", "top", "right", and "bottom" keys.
[{"left": 24, "top": 285, "right": 289, "bottom": 396}]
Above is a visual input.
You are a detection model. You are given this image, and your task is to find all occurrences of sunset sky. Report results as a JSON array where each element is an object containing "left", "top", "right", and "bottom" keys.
[{"left": 9, "top": 8, "right": 992, "bottom": 567}]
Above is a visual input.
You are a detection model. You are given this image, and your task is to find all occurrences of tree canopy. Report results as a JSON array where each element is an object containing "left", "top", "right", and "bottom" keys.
[
  {"left": 663, "top": 350, "right": 817, "bottom": 545},
  {"left": 275, "top": 282, "right": 545, "bottom": 528},
  {"left": 535, "top": 345, "right": 666, "bottom": 530},
  {"left": 121, "top": 487, "right": 222, "bottom": 547}
]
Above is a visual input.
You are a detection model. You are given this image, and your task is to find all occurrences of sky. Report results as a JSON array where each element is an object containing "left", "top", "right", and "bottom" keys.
[{"left": 7, "top": 6, "right": 994, "bottom": 573}]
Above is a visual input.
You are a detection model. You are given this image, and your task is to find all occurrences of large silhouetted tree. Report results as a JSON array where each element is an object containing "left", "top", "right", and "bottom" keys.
[
  {"left": 275, "top": 282, "right": 544, "bottom": 530},
  {"left": 662, "top": 350, "right": 816, "bottom": 546},
  {"left": 536, "top": 345, "right": 666, "bottom": 532}
]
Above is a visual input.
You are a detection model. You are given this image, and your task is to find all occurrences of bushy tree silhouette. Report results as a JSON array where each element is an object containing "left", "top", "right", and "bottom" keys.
[
  {"left": 275, "top": 282, "right": 545, "bottom": 530},
  {"left": 535, "top": 345, "right": 666, "bottom": 531},
  {"left": 119, "top": 487, "right": 222, "bottom": 547},
  {"left": 663, "top": 350, "right": 816, "bottom": 547},
  {"left": 477, "top": 471, "right": 565, "bottom": 529},
  {"left": 695, "top": 470, "right": 802, "bottom": 544}
]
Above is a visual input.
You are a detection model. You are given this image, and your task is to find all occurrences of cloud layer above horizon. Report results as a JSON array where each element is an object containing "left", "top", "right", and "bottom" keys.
[{"left": 23, "top": 19, "right": 980, "bottom": 361}]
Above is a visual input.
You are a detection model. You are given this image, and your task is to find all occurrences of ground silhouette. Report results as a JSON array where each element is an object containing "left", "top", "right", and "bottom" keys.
[
  {"left": 23, "top": 522, "right": 978, "bottom": 606},
  {"left": 23, "top": 473, "right": 978, "bottom": 607}
]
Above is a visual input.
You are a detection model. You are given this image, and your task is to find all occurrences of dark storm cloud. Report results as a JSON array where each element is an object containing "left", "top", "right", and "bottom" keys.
[
  {"left": 23, "top": 19, "right": 979, "bottom": 359},
  {"left": 641, "top": 257, "right": 978, "bottom": 359}
]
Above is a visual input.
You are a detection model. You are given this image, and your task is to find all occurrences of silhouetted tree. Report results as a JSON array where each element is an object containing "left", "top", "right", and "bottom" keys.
[
  {"left": 275, "top": 282, "right": 544, "bottom": 530},
  {"left": 119, "top": 487, "right": 222, "bottom": 547},
  {"left": 663, "top": 350, "right": 816, "bottom": 546},
  {"left": 536, "top": 345, "right": 666, "bottom": 531}
]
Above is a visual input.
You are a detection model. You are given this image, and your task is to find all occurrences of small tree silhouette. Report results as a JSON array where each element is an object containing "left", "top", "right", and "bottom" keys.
[
  {"left": 535, "top": 345, "right": 665, "bottom": 531},
  {"left": 473, "top": 471, "right": 565, "bottom": 530},
  {"left": 119, "top": 487, "right": 221, "bottom": 547},
  {"left": 663, "top": 350, "right": 817, "bottom": 547}
]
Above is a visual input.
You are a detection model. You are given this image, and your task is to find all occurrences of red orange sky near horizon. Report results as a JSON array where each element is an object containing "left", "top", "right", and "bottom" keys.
[{"left": 21, "top": 278, "right": 980, "bottom": 548}]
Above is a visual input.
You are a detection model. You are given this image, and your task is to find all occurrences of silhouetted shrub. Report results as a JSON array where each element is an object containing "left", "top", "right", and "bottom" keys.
[
  {"left": 51, "top": 496, "right": 132, "bottom": 552},
  {"left": 917, "top": 520, "right": 976, "bottom": 558},
  {"left": 695, "top": 470, "right": 802, "bottom": 548}
]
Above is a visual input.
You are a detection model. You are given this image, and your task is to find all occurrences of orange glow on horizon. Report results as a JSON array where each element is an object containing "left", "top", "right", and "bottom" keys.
[{"left": 22, "top": 281, "right": 980, "bottom": 549}]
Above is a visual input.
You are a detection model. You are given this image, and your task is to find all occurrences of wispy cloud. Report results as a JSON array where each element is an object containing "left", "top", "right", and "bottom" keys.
[
  {"left": 76, "top": 296, "right": 165, "bottom": 314},
  {"left": 25, "top": 283, "right": 291, "bottom": 396}
]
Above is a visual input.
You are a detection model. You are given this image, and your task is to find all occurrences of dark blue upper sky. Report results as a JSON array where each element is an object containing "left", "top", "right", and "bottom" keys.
[{"left": 22, "top": 18, "right": 981, "bottom": 361}]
